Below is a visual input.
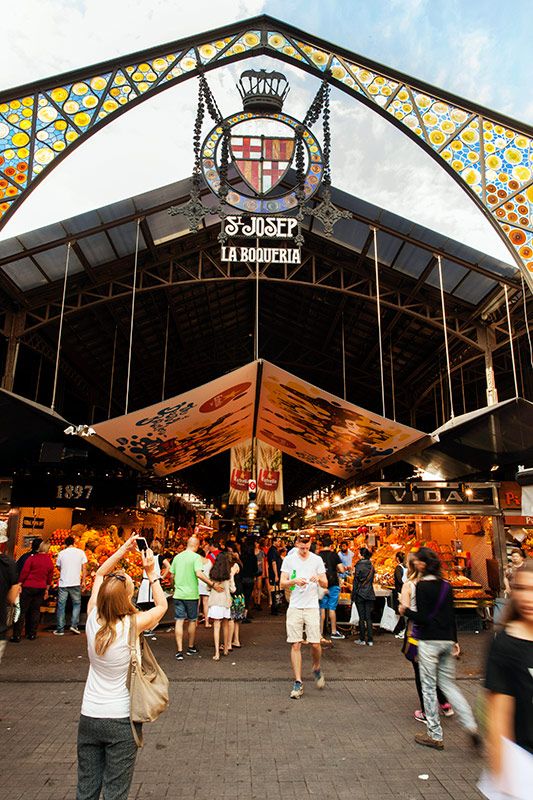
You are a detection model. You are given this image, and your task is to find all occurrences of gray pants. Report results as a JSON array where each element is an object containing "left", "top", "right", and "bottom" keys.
[
  {"left": 418, "top": 640, "right": 477, "bottom": 741},
  {"left": 77, "top": 715, "right": 138, "bottom": 800}
]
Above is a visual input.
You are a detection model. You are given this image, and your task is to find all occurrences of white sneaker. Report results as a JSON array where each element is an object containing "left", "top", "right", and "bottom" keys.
[
  {"left": 53, "top": 630, "right": 64, "bottom": 636},
  {"left": 290, "top": 681, "right": 304, "bottom": 699},
  {"left": 367, "top": 642, "right": 374, "bottom": 647},
  {"left": 395, "top": 632, "right": 405, "bottom": 639},
  {"left": 70, "top": 627, "right": 81, "bottom": 635}
]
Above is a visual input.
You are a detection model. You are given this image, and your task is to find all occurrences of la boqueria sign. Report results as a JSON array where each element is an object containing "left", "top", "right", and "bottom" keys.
[{"left": 220, "top": 216, "right": 301, "bottom": 264}]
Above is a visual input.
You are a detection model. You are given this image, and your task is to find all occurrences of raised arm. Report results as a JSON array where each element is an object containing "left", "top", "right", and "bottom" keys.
[
  {"left": 87, "top": 535, "right": 138, "bottom": 615},
  {"left": 135, "top": 549, "right": 168, "bottom": 633}
]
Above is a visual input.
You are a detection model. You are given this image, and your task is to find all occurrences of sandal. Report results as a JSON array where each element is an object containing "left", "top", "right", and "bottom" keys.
[{"left": 213, "top": 654, "right": 220, "bottom": 661}]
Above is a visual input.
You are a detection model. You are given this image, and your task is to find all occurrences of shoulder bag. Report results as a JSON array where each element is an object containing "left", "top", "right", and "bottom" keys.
[
  {"left": 127, "top": 615, "right": 170, "bottom": 747},
  {"left": 403, "top": 580, "right": 450, "bottom": 663}
]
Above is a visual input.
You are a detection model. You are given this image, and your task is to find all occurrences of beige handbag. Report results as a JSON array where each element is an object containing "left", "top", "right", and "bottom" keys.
[{"left": 127, "top": 615, "right": 169, "bottom": 747}]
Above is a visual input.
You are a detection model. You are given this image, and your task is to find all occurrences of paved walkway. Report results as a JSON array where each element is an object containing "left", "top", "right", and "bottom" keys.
[{"left": 0, "top": 614, "right": 488, "bottom": 800}]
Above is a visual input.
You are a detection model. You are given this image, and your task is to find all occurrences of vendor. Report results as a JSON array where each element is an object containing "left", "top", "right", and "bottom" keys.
[{"left": 503, "top": 548, "right": 525, "bottom": 596}]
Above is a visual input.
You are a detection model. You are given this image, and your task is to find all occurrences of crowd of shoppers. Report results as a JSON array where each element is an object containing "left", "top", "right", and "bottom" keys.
[{"left": 2, "top": 529, "right": 532, "bottom": 789}]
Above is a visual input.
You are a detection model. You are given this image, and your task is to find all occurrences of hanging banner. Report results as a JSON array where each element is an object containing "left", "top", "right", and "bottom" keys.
[
  {"left": 256, "top": 361, "right": 426, "bottom": 478},
  {"left": 229, "top": 439, "right": 253, "bottom": 506},
  {"left": 257, "top": 440, "right": 283, "bottom": 507},
  {"left": 93, "top": 363, "right": 257, "bottom": 475}
]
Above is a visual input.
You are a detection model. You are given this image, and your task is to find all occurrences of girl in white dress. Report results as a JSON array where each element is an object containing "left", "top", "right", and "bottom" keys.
[{"left": 208, "top": 552, "right": 235, "bottom": 660}]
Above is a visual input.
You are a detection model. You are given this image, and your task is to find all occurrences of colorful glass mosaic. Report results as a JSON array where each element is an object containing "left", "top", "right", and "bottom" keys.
[{"left": 0, "top": 21, "right": 531, "bottom": 282}]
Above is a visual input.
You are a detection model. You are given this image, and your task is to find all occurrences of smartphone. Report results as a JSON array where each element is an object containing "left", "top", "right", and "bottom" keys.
[{"left": 136, "top": 537, "right": 148, "bottom": 552}]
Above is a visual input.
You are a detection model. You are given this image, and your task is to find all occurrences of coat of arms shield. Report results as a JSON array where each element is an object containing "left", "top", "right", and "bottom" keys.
[{"left": 230, "top": 136, "right": 295, "bottom": 196}]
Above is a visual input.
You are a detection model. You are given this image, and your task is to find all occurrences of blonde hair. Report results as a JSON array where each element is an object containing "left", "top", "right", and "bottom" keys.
[
  {"left": 406, "top": 551, "right": 419, "bottom": 582},
  {"left": 95, "top": 572, "right": 137, "bottom": 656},
  {"left": 500, "top": 559, "right": 533, "bottom": 628}
]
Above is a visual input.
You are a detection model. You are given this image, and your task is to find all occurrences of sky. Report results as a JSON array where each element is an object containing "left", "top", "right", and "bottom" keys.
[{"left": 1, "top": 0, "right": 531, "bottom": 263}]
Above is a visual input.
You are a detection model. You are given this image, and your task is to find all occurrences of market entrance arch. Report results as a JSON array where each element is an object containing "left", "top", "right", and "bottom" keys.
[{"left": 0, "top": 15, "right": 532, "bottom": 290}]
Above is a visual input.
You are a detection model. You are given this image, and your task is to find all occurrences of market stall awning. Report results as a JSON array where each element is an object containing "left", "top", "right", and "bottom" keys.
[
  {"left": 90, "top": 360, "right": 427, "bottom": 478},
  {"left": 0, "top": 388, "right": 69, "bottom": 468},
  {"left": 0, "top": 387, "right": 146, "bottom": 473},
  {"left": 406, "top": 397, "right": 533, "bottom": 478}
]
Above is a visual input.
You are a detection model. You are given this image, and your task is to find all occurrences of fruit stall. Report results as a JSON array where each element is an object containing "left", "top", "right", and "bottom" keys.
[{"left": 311, "top": 482, "right": 504, "bottom": 619}]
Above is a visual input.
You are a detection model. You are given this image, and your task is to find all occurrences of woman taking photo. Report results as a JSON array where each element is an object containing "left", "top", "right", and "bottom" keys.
[
  {"left": 77, "top": 535, "right": 167, "bottom": 800},
  {"left": 481, "top": 559, "right": 533, "bottom": 795}
]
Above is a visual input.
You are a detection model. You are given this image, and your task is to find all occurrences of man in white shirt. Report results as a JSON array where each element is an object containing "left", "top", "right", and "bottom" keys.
[
  {"left": 280, "top": 532, "right": 328, "bottom": 699},
  {"left": 54, "top": 536, "right": 87, "bottom": 635}
]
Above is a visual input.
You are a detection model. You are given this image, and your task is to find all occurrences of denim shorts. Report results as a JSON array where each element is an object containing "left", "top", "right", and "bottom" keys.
[
  {"left": 174, "top": 598, "right": 199, "bottom": 621},
  {"left": 319, "top": 585, "right": 341, "bottom": 611}
]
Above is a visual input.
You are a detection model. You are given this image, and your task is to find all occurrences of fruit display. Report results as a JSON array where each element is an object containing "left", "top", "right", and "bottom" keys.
[
  {"left": 48, "top": 526, "right": 144, "bottom": 594},
  {"left": 522, "top": 527, "right": 533, "bottom": 558}
]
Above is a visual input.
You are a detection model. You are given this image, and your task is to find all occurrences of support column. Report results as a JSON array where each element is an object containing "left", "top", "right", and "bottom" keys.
[
  {"left": 492, "top": 514, "right": 508, "bottom": 596},
  {"left": 477, "top": 325, "right": 498, "bottom": 406},
  {"left": 1, "top": 311, "right": 25, "bottom": 391}
]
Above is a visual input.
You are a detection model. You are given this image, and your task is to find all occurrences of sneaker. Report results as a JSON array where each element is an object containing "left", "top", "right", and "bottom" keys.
[
  {"left": 354, "top": 640, "right": 367, "bottom": 646},
  {"left": 367, "top": 641, "right": 374, "bottom": 647},
  {"left": 440, "top": 702, "right": 454, "bottom": 717},
  {"left": 330, "top": 631, "right": 345, "bottom": 640},
  {"left": 395, "top": 631, "right": 405, "bottom": 639},
  {"left": 69, "top": 627, "right": 81, "bottom": 635},
  {"left": 53, "top": 630, "right": 65, "bottom": 636},
  {"left": 143, "top": 629, "right": 154, "bottom": 636},
  {"left": 415, "top": 732, "right": 444, "bottom": 750},
  {"left": 9, "top": 636, "right": 21, "bottom": 643},
  {"left": 175, "top": 651, "right": 184, "bottom": 661},
  {"left": 186, "top": 647, "right": 199, "bottom": 656},
  {"left": 290, "top": 681, "right": 304, "bottom": 699},
  {"left": 313, "top": 669, "right": 325, "bottom": 689},
  {"left": 414, "top": 710, "right": 427, "bottom": 724}
]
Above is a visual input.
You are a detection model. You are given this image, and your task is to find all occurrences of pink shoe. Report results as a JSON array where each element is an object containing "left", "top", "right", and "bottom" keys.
[
  {"left": 414, "top": 710, "right": 427, "bottom": 724},
  {"left": 440, "top": 702, "right": 454, "bottom": 717}
]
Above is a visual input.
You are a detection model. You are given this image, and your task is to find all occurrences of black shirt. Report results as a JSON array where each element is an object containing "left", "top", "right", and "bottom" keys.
[
  {"left": 404, "top": 578, "right": 457, "bottom": 641},
  {"left": 352, "top": 559, "right": 375, "bottom": 601},
  {"left": 241, "top": 551, "right": 258, "bottom": 580},
  {"left": 267, "top": 546, "right": 282, "bottom": 583},
  {"left": 320, "top": 550, "right": 342, "bottom": 588},
  {"left": 485, "top": 630, "right": 533, "bottom": 755},
  {"left": 0, "top": 554, "right": 18, "bottom": 640}
]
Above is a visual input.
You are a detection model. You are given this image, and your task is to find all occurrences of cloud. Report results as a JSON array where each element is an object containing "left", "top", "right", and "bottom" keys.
[{"left": 0, "top": 2, "right": 519, "bottom": 266}]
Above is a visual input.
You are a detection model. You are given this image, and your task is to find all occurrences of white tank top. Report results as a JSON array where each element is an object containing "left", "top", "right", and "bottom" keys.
[
  {"left": 81, "top": 608, "right": 133, "bottom": 718},
  {"left": 407, "top": 579, "right": 418, "bottom": 611}
]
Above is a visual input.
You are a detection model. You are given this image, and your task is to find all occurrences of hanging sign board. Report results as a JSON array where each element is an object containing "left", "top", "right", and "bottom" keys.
[
  {"left": 220, "top": 215, "right": 300, "bottom": 264},
  {"left": 379, "top": 485, "right": 496, "bottom": 508}
]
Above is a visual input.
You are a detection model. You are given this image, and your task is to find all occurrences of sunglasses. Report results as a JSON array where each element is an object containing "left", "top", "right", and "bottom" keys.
[{"left": 105, "top": 572, "right": 127, "bottom": 582}]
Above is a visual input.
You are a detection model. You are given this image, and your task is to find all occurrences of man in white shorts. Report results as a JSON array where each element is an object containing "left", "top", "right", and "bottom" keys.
[{"left": 280, "top": 532, "right": 328, "bottom": 699}]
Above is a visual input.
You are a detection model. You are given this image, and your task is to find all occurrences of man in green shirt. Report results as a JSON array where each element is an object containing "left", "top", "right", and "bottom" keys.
[{"left": 170, "top": 536, "right": 222, "bottom": 660}]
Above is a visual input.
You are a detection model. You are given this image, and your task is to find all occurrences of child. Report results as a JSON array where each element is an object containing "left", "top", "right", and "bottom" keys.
[{"left": 208, "top": 552, "right": 235, "bottom": 660}]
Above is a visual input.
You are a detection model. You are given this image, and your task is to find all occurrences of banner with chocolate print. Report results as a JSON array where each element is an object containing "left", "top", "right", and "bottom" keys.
[
  {"left": 93, "top": 363, "right": 257, "bottom": 475},
  {"left": 256, "top": 361, "right": 425, "bottom": 478}
]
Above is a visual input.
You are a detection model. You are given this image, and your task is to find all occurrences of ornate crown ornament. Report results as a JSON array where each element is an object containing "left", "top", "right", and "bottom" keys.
[
  {"left": 237, "top": 69, "right": 290, "bottom": 113},
  {"left": 170, "top": 68, "right": 350, "bottom": 244}
]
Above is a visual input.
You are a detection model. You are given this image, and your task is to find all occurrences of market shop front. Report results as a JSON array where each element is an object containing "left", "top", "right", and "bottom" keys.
[{"left": 311, "top": 482, "right": 504, "bottom": 627}]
